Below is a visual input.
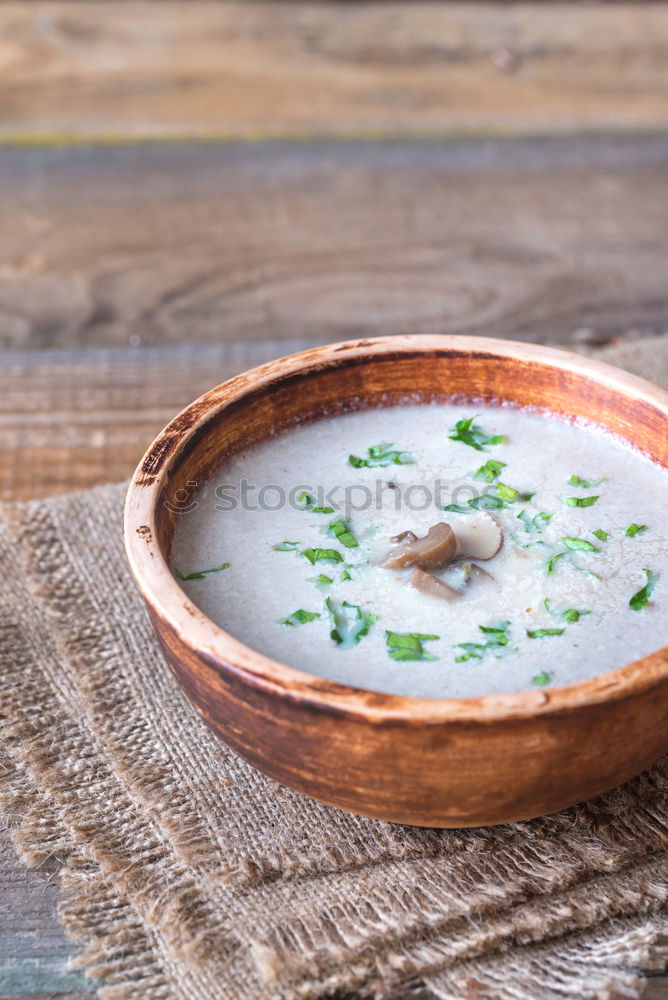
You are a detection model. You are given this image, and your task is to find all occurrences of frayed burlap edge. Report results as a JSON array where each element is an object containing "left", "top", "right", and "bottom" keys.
[
  {"left": 0, "top": 749, "right": 171, "bottom": 1000},
  {"left": 3, "top": 745, "right": 668, "bottom": 1000}
]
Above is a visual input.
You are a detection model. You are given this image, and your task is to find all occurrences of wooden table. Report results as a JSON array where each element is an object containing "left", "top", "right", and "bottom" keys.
[{"left": 1, "top": 3, "right": 668, "bottom": 997}]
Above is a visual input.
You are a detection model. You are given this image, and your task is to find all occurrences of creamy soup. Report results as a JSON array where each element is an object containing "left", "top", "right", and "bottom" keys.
[{"left": 170, "top": 404, "right": 667, "bottom": 698}]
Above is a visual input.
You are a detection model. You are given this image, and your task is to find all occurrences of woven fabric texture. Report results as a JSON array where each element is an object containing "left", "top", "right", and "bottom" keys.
[{"left": 1, "top": 336, "right": 668, "bottom": 1000}]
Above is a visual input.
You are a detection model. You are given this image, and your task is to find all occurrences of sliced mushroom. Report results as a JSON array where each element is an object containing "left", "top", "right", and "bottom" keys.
[
  {"left": 381, "top": 522, "right": 457, "bottom": 571},
  {"left": 453, "top": 513, "right": 503, "bottom": 561},
  {"left": 462, "top": 561, "right": 494, "bottom": 582},
  {"left": 390, "top": 530, "right": 418, "bottom": 544},
  {"left": 461, "top": 563, "right": 497, "bottom": 594},
  {"left": 408, "top": 568, "right": 461, "bottom": 602}
]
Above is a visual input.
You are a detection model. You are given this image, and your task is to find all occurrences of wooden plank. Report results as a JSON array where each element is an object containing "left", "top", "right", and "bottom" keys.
[
  {"left": 0, "top": 341, "right": 332, "bottom": 501},
  {"left": 0, "top": 829, "right": 95, "bottom": 998},
  {"left": 1, "top": 137, "right": 668, "bottom": 351},
  {"left": 2, "top": 2, "right": 668, "bottom": 141}
]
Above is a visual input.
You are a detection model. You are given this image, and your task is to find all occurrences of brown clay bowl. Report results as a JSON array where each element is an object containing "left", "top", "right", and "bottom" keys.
[{"left": 124, "top": 335, "right": 668, "bottom": 827}]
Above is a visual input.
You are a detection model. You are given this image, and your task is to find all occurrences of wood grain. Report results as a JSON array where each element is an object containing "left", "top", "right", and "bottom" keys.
[
  {"left": 2, "top": 2, "right": 668, "bottom": 141},
  {"left": 1, "top": 136, "right": 668, "bottom": 351},
  {"left": 0, "top": 340, "right": 333, "bottom": 501}
]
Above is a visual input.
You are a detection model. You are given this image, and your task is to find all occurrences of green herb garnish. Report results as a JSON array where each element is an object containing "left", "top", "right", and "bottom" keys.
[
  {"left": 448, "top": 416, "right": 506, "bottom": 452},
  {"left": 526, "top": 627, "right": 565, "bottom": 639},
  {"left": 564, "top": 495, "right": 599, "bottom": 508},
  {"left": 495, "top": 482, "right": 524, "bottom": 500},
  {"left": 532, "top": 670, "right": 551, "bottom": 687},
  {"left": 273, "top": 540, "right": 299, "bottom": 552},
  {"left": 316, "top": 574, "right": 333, "bottom": 585},
  {"left": 281, "top": 609, "right": 321, "bottom": 626},
  {"left": 328, "top": 519, "right": 358, "bottom": 548},
  {"left": 441, "top": 503, "right": 471, "bottom": 514},
  {"left": 561, "top": 537, "right": 599, "bottom": 552},
  {"left": 302, "top": 548, "right": 344, "bottom": 565},
  {"left": 468, "top": 494, "right": 508, "bottom": 511},
  {"left": 629, "top": 569, "right": 659, "bottom": 611},
  {"left": 326, "top": 598, "right": 376, "bottom": 645},
  {"left": 340, "top": 566, "right": 352, "bottom": 582},
  {"left": 455, "top": 621, "right": 512, "bottom": 662},
  {"left": 469, "top": 483, "right": 534, "bottom": 511},
  {"left": 543, "top": 599, "right": 590, "bottom": 623},
  {"left": 592, "top": 529, "right": 609, "bottom": 541},
  {"left": 474, "top": 459, "right": 506, "bottom": 483},
  {"left": 517, "top": 510, "right": 553, "bottom": 534},
  {"left": 385, "top": 631, "right": 440, "bottom": 662},
  {"left": 546, "top": 538, "right": 599, "bottom": 575},
  {"left": 568, "top": 474, "right": 605, "bottom": 488},
  {"left": 297, "top": 490, "right": 335, "bottom": 514},
  {"left": 348, "top": 443, "right": 414, "bottom": 468},
  {"left": 625, "top": 523, "right": 647, "bottom": 538},
  {"left": 545, "top": 552, "right": 567, "bottom": 574},
  {"left": 174, "top": 561, "right": 230, "bottom": 581}
]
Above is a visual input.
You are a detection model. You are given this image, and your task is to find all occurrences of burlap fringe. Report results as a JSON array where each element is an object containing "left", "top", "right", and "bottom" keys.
[{"left": 1, "top": 485, "right": 667, "bottom": 1000}]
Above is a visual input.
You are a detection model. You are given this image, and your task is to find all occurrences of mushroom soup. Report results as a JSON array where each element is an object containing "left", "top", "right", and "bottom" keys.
[{"left": 170, "top": 404, "right": 667, "bottom": 698}]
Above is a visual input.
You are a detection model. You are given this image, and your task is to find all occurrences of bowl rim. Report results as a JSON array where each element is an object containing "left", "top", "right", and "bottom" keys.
[{"left": 124, "top": 334, "right": 668, "bottom": 724}]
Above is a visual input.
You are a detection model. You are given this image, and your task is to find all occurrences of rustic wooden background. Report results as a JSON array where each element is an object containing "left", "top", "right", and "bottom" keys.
[{"left": 1, "top": 2, "right": 668, "bottom": 998}]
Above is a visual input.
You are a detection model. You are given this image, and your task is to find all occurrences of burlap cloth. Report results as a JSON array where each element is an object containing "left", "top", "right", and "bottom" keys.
[{"left": 2, "top": 336, "right": 668, "bottom": 1000}]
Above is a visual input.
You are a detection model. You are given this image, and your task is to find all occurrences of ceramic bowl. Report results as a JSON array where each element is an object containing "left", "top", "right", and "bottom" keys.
[{"left": 124, "top": 335, "right": 668, "bottom": 827}]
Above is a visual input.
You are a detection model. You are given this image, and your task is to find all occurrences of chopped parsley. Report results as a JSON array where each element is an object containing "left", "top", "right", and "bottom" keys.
[
  {"left": 526, "top": 627, "right": 565, "bottom": 639},
  {"left": 545, "top": 552, "right": 567, "bottom": 574},
  {"left": 297, "top": 491, "right": 335, "bottom": 515},
  {"left": 561, "top": 537, "right": 599, "bottom": 552},
  {"left": 563, "top": 495, "right": 599, "bottom": 508},
  {"left": 328, "top": 519, "right": 358, "bottom": 548},
  {"left": 625, "top": 523, "right": 647, "bottom": 538},
  {"left": 273, "top": 540, "right": 299, "bottom": 552},
  {"left": 315, "top": 574, "right": 333, "bottom": 586},
  {"left": 532, "top": 670, "right": 551, "bottom": 687},
  {"left": 302, "top": 547, "right": 344, "bottom": 565},
  {"left": 592, "top": 529, "right": 609, "bottom": 542},
  {"left": 348, "top": 443, "right": 414, "bottom": 468},
  {"left": 468, "top": 495, "right": 511, "bottom": 511},
  {"left": 174, "top": 561, "right": 230, "bottom": 581},
  {"left": 543, "top": 599, "right": 590, "bottom": 623},
  {"left": 385, "top": 631, "right": 440, "bottom": 662},
  {"left": 568, "top": 474, "right": 605, "bottom": 488},
  {"left": 455, "top": 621, "right": 512, "bottom": 662},
  {"left": 281, "top": 609, "right": 321, "bottom": 626},
  {"left": 629, "top": 569, "right": 659, "bottom": 611},
  {"left": 448, "top": 416, "right": 506, "bottom": 452},
  {"left": 326, "top": 598, "right": 376, "bottom": 646},
  {"left": 340, "top": 565, "right": 353, "bottom": 582},
  {"left": 474, "top": 459, "right": 506, "bottom": 483},
  {"left": 469, "top": 482, "right": 534, "bottom": 511},
  {"left": 517, "top": 510, "right": 553, "bottom": 534},
  {"left": 562, "top": 608, "right": 588, "bottom": 622},
  {"left": 546, "top": 543, "right": 600, "bottom": 577}
]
